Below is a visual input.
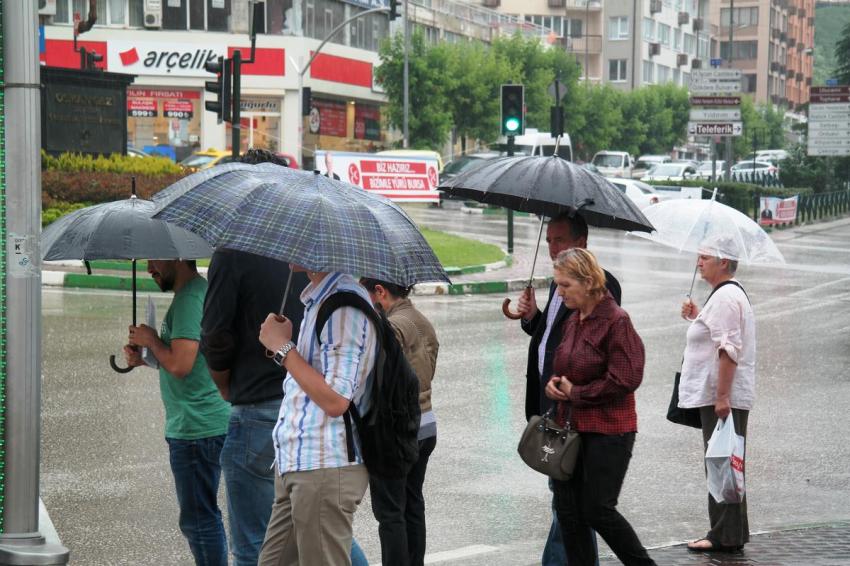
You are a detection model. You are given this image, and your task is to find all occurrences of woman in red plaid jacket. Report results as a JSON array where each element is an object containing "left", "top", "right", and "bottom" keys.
[{"left": 544, "top": 248, "right": 656, "bottom": 566}]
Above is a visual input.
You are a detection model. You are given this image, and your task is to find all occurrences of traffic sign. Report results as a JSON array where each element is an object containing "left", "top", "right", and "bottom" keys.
[
  {"left": 688, "top": 122, "right": 742, "bottom": 136},
  {"left": 807, "top": 146, "right": 850, "bottom": 156},
  {"left": 689, "top": 96, "right": 741, "bottom": 106},
  {"left": 689, "top": 108, "right": 742, "bottom": 121},
  {"left": 689, "top": 69, "right": 743, "bottom": 94},
  {"left": 825, "top": 78, "right": 839, "bottom": 87},
  {"left": 710, "top": 58, "right": 723, "bottom": 68},
  {"left": 808, "top": 120, "right": 850, "bottom": 132}
]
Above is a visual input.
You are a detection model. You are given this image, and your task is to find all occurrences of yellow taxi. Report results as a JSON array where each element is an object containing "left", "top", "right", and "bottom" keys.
[{"left": 179, "top": 149, "right": 235, "bottom": 172}]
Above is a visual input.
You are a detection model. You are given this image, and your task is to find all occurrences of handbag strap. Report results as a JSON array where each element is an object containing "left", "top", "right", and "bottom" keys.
[{"left": 705, "top": 280, "right": 750, "bottom": 306}]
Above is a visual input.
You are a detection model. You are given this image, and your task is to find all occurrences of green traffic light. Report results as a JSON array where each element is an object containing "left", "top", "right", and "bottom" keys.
[{"left": 505, "top": 117, "right": 521, "bottom": 132}]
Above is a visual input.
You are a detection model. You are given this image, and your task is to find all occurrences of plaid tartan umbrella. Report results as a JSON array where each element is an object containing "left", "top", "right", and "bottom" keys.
[{"left": 152, "top": 163, "right": 450, "bottom": 287}]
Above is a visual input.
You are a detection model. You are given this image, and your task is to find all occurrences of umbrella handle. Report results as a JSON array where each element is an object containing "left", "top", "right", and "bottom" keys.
[
  {"left": 109, "top": 354, "right": 135, "bottom": 374},
  {"left": 501, "top": 298, "right": 524, "bottom": 320}
]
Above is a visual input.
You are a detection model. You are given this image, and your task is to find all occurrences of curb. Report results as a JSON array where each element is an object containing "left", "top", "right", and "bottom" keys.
[
  {"left": 42, "top": 257, "right": 527, "bottom": 296},
  {"left": 460, "top": 205, "right": 535, "bottom": 217}
]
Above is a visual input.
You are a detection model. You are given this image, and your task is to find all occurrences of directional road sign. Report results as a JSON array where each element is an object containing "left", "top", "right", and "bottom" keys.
[
  {"left": 689, "top": 69, "right": 743, "bottom": 94},
  {"left": 688, "top": 122, "right": 742, "bottom": 136},
  {"left": 689, "top": 96, "right": 741, "bottom": 106},
  {"left": 808, "top": 86, "right": 850, "bottom": 156},
  {"left": 689, "top": 108, "right": 742, "bottom": 121}
]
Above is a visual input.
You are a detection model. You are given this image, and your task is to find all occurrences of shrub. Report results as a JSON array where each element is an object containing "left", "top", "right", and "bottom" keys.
[
  {"left": 42, "top": 201, "right": 90, "bottom": 227},
  {"left": 42, "top": 170, "right": 187, "bottom": 208},
  {"left": 42, "top": 150, "right": 183, "bottom": 175}
]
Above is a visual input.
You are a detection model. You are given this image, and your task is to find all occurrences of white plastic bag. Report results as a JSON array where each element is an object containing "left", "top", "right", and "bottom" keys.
[{"left": 705, "top": 413, "right": 745, "bottom": 504}]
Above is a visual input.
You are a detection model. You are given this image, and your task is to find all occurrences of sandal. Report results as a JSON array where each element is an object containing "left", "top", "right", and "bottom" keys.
[{"left": 687, "top": 537, "right": 743, "bottom": 553}]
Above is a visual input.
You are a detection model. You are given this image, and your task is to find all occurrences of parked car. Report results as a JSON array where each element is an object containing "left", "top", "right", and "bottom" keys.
[
  {"left": 755, "top": 149, "right": 789, "bottom": 163},
  {"left": 591, "top": 151, "right": 634, "bottom": 178},
  {"left": 632, "top": 155, "right": 671, "bottom": 178},
  {"left": 581, "top": 162, "right": 601, "bottom": 174},
  {"left": 499, "top": 129, "right": 573, "bottom": 161},
  {"left": 179, "top": 149, "right": 234, "bottom": 172},
  {"left": 694, "top": 160, "right": 727, "bottom": 179},
  {"left": 607, "top": 178, "right": 669, "bottom": 209},
  {"left": 641, "top": 163, "right": 697, "bottom": 182},
  {"left": 731, "top": 160, "right": 778, "bottom": 175}
]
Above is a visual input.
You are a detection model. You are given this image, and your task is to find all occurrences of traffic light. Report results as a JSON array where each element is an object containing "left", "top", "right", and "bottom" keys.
[
  {"left": 204, "top": 56, "right": 232, "bottom": 124},
  {"left": 389, "top": 0, "right": 399, "bottom": 21},
  {"left": 550, "top": 105, "right": 564, "bottom": 138},
  {"left": 79, "top": 47, "right": 103, "bottom": 71},
  {"left": 302, "top": 87, "right": 312, "bottom": 116},
  {"left": 500, "top": 84, "right": 525, "bottom": 136}
]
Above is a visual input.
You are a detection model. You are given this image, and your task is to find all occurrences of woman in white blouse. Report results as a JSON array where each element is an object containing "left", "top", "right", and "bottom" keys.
[{"left": 679, "top": 236, "right": 755, "bottom": 553}]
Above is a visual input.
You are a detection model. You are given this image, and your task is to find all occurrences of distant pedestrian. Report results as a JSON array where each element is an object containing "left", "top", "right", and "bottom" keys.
[
  {"left": 679, "top": 236, "right": 754, "bottom": 553},
  {"left": 545, "top": 248, "right": 656, "bottom": 566},
  {"left": 258, "top": 270, "right": 378, "bottom": 566},
  {"left": 200, "top": 148, "right": 310, "bottom": 566},
  {"left": 124, "top": 259, "right": 231, "bottom": 566},
  {"left": 360, "top": 278, "right": 439, "bottom": 566}
]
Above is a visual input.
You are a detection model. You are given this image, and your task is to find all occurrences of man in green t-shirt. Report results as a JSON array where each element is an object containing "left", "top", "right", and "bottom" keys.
[{"left": 124, "top": 259, "right": 231, "bottom": 566}]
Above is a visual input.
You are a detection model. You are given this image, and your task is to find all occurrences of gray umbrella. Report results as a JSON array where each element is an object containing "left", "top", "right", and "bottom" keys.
[
  {"left": 438, "top": 153, "right": 654, "bottom": 319},
  {"left": 41, "top": 192, "right": 213, "bottom": 373}
]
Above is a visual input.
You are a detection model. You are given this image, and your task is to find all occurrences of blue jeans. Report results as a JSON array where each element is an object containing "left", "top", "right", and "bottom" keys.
[
  {"left": 220, "top": 399, "right": 281, "bottom": 566},
  {"left": 167, "top": 435, "right": 228, "bottom": 566},
  {"left": 543, "top": 479, "right": 599, "bottom": 566},
  {"left": 351, "top": 538, "right": 369, "bottom": 566}
]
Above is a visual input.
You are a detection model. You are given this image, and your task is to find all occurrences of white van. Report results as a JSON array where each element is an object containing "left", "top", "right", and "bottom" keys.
[
  {"left": 499, "top": 128, "right": 572, "bottom": 161},
  {"left": 591, "top": 150, "right": 634, "bottom": 178}
]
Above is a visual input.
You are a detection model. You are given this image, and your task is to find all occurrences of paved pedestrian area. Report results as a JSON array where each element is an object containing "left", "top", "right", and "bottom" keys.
[{"left": 599, "top": 523, "right": 850, "bottom": 566}]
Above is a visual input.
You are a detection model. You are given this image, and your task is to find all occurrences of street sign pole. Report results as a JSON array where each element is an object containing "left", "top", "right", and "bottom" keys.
[
  {"left": 506, "top": 136, "right": 515, "bottom": 254},
  {"left": 0, "top": 1, "right": 69, "bottom": 561}
]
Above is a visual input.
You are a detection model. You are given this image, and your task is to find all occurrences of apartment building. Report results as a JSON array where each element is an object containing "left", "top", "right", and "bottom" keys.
[
  {"left": 491, "top": 0, "right": 713, "bottom": 89},
  {"left": 710, "top": 0, "right": 814, "bottom": 108}
]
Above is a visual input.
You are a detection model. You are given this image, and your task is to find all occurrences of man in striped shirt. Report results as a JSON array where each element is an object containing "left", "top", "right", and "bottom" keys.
[{"left": 257, "top": 271, "right": 378, "bottom": 566}]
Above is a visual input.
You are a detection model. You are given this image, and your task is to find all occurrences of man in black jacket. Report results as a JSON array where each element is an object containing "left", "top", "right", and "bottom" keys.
[{"left": 515, "top": 212, "right": 621, "bottom": 566}]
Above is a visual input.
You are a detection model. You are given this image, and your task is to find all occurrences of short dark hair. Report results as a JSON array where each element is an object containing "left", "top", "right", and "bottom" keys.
[
  {"left": 360, "top": 277, "right": 411, "bottom": 299},
  {"left": 185, "top": 260, "right": 197, "bottom": 271},
  {"left": 550, "top": 212, "right": 588, "bottom": 241},
  {"left": 239, "top": 148, "right": 289, "bottom": 167}
]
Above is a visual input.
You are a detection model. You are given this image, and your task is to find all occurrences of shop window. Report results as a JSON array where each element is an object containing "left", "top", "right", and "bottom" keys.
[
  {"left": 126, "top": 88, "right": 202, "bottom": 162},
  {"left": 190, "top": 0, "right": 205, "bottom": 30},
  {"left": 164, "top": 0, "right": 188, "bottom": 30},
  {"left": 354, "top": 104, "right": 381, "bottom": 141}
]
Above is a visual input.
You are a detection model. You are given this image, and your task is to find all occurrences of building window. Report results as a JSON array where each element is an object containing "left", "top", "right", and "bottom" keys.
[
  {"left": 743, "top": 74, "right": 757, "bottom": 93},
  {"left": 683, "top": 33, "right": 695, "bottom": 55},
  {"left": 720, "top": 40, "right": 758, "bottom": 60},
  {"left": 609, "top": 59, "right": 627, "bottom": 81},
  {"left": 673, "top": 68, "right": 680, "bottom": 85},
  {"left": 658, "top": 23, "right": 670, "bottom": 47},
  {"left": 643, "top": 60, "right": 654, "bottom": 84},
  {"left": 643, "top": 17, "right": 655, "bottom": 41},
  {"left": 657, "top": 64, "right": 670, "bottom": 83},
  {"left": 55, "top": 0, "right": 146, "bottom": 27},
  {"left": 720, "top": 7, "right": 759, "bottom": 27},
  {"left": 673, "top": 29, "right": 681, "bottom": 51},
  {"left": 608, "top": 16, "right": 629, "bottom": 40}
]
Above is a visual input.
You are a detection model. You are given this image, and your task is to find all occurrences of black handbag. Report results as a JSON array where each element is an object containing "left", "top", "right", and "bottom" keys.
[
  {"left": 666, "top": 371, "right": 702, "bottom": 428},
  {"left": 517, "top": 407, "right": 581, "bottom": 481}
]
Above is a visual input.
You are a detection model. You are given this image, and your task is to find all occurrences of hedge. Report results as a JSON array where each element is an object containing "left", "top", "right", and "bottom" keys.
[{"left": 42, "top": 151, "right": 183, "bottom": 175}]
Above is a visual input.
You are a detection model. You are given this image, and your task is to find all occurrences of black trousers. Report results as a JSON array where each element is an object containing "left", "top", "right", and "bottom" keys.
[
  {"left": 553, "top": 433, "right": 656, "bottom": 566},
  {"left": 369, "top": 436, "right": 437, "bottom": 566},
  {"left": 699, "top": 407, "right": 750, "bottom": 548}
]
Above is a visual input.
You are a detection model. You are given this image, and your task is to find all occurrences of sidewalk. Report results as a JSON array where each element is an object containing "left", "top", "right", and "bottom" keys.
[{"left": 600, "top": 522, "right": 850, "bottom": 566}]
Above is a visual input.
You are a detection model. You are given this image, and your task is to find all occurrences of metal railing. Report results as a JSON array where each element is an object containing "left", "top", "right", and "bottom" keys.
[{"left": 793, "top": 189, "right": 850, "bottom": 224}]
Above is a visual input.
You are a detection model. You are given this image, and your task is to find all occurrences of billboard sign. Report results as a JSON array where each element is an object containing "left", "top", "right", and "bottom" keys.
[{"left": 315, "top": 151, "right": 440, "bottom": 203}]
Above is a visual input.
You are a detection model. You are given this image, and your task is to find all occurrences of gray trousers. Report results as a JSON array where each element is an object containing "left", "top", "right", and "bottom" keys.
[{"left": 699, "top": 406, "right": 750, "bottom": 548}]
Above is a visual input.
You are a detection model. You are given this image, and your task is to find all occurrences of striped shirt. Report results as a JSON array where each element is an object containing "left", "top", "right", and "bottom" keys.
[{"left": 273, "top": 273, "right": 378, "bottom": 473}]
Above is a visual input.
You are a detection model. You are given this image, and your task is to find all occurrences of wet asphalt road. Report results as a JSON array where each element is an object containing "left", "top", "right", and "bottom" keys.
[{"left": 40, "top": 211, "right": 850, "bottom": 565}]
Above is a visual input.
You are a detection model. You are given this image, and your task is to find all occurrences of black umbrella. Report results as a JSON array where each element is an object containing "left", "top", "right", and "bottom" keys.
[
  {"left": 41, "top": 180, "right": 213, "bottom": 372},
  {"left": 438, "top": 153, "right": 654, "bottom": 318}
]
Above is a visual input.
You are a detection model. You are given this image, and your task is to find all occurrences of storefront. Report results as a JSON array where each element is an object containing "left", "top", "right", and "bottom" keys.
[
  {"left": 127, "top": 87, "right": 202, "bottom": 161},
  {"left": 225, "top": 96, "right": 283, "bottom": 154},
  {"left": 304, "top": 96, "right": 385, "bottom": 156}
]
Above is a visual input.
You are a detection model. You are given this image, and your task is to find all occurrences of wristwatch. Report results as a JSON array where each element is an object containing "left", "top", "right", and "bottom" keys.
[{"left": 272, "top": 341, "right": 296, "bottom": 367}]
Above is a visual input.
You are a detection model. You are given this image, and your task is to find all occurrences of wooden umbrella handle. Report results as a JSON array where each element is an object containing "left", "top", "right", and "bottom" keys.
[{"left": 502, "top": 297, "right": 524, "bottom": 320}]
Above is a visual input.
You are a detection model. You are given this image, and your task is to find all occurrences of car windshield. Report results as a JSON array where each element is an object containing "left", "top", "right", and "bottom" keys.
[
  {"left": 593, "top": 154, "right": 624, "bottom": 167},
  {"left": 443, "top": 156, "right": 487, "bottom": 175},
  {"left": 180, "top": 154, "right": 218, "bottom": 167},
  {"left": 649, "top": 164, "right": 683, "bottom": 176},
  {"left": 636, "top": 159, "right": 660, "bottom": 168}
]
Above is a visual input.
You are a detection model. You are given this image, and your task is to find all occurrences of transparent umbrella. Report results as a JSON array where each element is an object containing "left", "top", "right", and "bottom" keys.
[{"left": 630, "top": 190, "right": 785, "bottom": 295}]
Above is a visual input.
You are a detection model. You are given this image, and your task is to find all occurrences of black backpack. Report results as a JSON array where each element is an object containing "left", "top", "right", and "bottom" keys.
[{"left": 315, "top": 291, "right": 421, "bottom": 479}]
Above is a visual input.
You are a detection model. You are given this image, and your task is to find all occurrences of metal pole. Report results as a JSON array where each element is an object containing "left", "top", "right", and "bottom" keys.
[
  {"left": 0, "top": 0, "right": 68, "bottom": 561},
  {"left": 403, "top": 0, "right": 410, "bottom": 148},
  {"left": 506, "top": 136, "right": 515, "bottom": 254},
  {"left": 583, "top": 0, "right": 588, "bottom": 85},
  {"left": 231, "top": 51, "right": 241, "bottom": 159},
  {"left": 725, "top": 0, "right": 734, "bottom": 180}
]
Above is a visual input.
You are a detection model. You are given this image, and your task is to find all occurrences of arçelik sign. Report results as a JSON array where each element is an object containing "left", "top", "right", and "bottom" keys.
[{"left": 107, "top": 40, "right": 224, "bottom": 77}]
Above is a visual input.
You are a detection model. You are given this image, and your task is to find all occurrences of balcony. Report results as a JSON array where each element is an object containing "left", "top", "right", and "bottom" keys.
[
  {"left": 561, "top": 35, "right": 603, "bottom": 53},
  {"left": 564, "top": 0, "right": 602, "bottom": 9}
]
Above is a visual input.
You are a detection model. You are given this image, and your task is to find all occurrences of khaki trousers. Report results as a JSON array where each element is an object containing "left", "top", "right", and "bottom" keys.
[{"left": 258, "top": 464, "right": 369, "bottom": 566}]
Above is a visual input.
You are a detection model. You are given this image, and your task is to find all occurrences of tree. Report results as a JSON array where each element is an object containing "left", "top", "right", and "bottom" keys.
[
  {"left": 570, "top": 85, "right": 625, "bottom": 159},
  {"left": 834, "top": 20, "right": 850, "bottom": 85},
  {"left": 375, "top": 31, "right": 454, "bottom": 150},
  {"left": 734, "top": 97, "right": 786, "bottom": 158}
]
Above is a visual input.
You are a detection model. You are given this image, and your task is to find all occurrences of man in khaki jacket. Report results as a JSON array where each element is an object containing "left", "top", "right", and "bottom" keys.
[{"left": 361, "top": 278, "right": 439, "bottom": 566}]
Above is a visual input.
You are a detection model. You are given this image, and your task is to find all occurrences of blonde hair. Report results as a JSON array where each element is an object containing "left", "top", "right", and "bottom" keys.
[{"left": 554, "top": 248, "right": 607, "bottom": 300}]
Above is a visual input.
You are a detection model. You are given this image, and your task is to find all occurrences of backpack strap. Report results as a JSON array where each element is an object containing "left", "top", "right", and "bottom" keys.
[{"left": 313, "top": 291, "right": 381, "bottom": 464}]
